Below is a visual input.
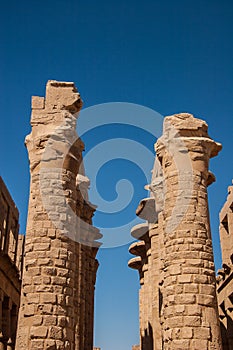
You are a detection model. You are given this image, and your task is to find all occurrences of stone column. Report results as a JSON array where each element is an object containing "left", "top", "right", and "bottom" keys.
[
  {"left": 155, "top": 113, "right": 222, "bottom": 350},
  {"left": 10, "top": 305, "right": 17, "bottom": 349},
  {"left": 141, "top": 236, "right": 150, "bottom": 349},
  {"left": 149, "top": 223, "right": 162, "bottom": 350},
  {"left": 129, "top": 154, "right": 164, "bottom": 350},
  {"left": 0, "top": 291, "right": 4, "bottom": 350},
  {"left": 2, "top": 296, "right": 12, "bottom": 350},
  {"left": 216, "top": 181, "right": 233, "bottom": 350},
  {"left": 219, "top": 181, "right": 233, "bottom": 266},
  {"left": 128, "top": 223, "right": 150, "bottom": 350},
  {"left": 16, "top": 81, "right": 99, "bottom": 350}
]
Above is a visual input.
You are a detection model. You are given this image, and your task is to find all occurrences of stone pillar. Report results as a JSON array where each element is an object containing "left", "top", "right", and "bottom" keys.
[
  {"left": 142, "top": 234, "right": 152, "bottom": 350},
  {"left": 219, "top": 181, "right": 233, "bottom": 267},
  {"left": 155, "top": 113, "right": 222, "bottom": 349},
  {"left": 149, "top": 223, "right": 163, "bottom": 350},
  {"left": 128, "top": 223, "right": 150, "bottom": 350},
  {"left": 129, "top": 154, "right": 164, "bottom": 350},
  {"left": 216, "top": 181, "right": 233, "bottom": 350},
  {"left": 16, "top": 81, "right": 100, "bottom": 350},
  {"left": 0, "top": 291, "right": 4, "bottom": 350},
  {"left": 10, "top": 304, "right": 18, "bottom": 349},
  {"left": 2, "top": 296, "right": 12, "bottom": 350}
]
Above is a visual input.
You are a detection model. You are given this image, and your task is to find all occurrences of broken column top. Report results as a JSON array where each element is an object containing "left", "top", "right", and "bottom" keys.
[
  {"left": 163, "top": 112, "right": 209, "bottom": 136},
  {"left": 31, "top": 80, "right": 83, "bottom": 113},
  {"left": 157, "top": 112, "right": 222, "bottom": 159}
]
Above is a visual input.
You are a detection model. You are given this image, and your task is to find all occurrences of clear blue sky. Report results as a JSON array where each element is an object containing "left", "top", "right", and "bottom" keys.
[{"left": 1, "top": 1, "right": 233, "bottom": 349}]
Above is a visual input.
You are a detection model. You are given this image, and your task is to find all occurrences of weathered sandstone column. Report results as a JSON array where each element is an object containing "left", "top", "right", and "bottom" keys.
[
  {"left": 128, "top": 223, "right": 147, "bottom": 350},
  {"left": 129, "top": 113, "right": 223, "bottom": 350},
  {"left": 216, "top": 180, "right": 233, "bottom": 350},
  {"left": 129, "top": 158, "right": 164, "bottom": 350},
  {"left": 0, "top": 292, "right": 4, "bottom": 350},
  {"left": 16, "top": 81, "right": 100, "bottom": 350},
  {"left": 156, "top": 113, "right": 222, "bottom": 349}
]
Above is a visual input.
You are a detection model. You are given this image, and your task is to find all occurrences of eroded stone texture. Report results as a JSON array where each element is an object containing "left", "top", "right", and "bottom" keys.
[
  {"left": 129, "top": 113, "right": 223, "bottom": 350},
  {"left": 0, "top": 176, "right": 25, "bottom": 350},
  {"left": 15, "top": 81, "right": 100, "bottom": 350},
  {"left": 129, "top": 156, "right": 164, "bottom": 350},
  {"left": 217, "top": 180, "right": 233, "bottom": 350}
]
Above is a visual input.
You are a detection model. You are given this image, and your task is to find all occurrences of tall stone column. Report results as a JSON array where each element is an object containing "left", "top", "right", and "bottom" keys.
[
  {"left": 2, "top": 296, "right": 12, "bottom": 350},
  {"left": 216, "top": 180, "right": 233, "bottom": 350},
  {"left": 16, "top": 81, "right": 100, "bottom": 350},
  {"left": 128, "top": 224, "right": 147, "bottom": 349},
  {"left": 128, "top": 156, "right": 164, "bottom": 350},
  {"left": 0, "top": 291, "right": 4, "bottom": 350},
  {"left": 155, "top": 113, "right": 222, "bottom": 349},
  {"left": 149, "top": 223, "right": 163, "bottom": 350}
]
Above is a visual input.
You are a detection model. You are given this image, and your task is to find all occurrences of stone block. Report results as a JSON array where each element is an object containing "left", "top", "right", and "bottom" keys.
[
  {"left": 182, "top": 267, "right": 200, "bottom": 274},
  {"left": 167, "top": 316, "right": 183, "bottom": 327},
  {"left": 182, "top": 327, "right": 193, "bottom": 339},
  {"left": 174, "top": 304, "right": 185, "bottom": 315},
  {"left": 40, "top": 293, "right": 57, "bottom": 304},
  {"left": 43, "top": 315, "right": 57, "bottom": 326},
  {"left": 32, "top": 315, "right": 43, "bottom": 326},
  {"left": 27, "top": 293, "right": 40, "bottom": 304},
  {"left": 184, "top": 316, "right": 201, "bottom": 327},
  {"left": 193, "top": 327, "right": 210, "bottom": 339},
  {"left": 49, "top": 326, "right": 63, "bottom": 340},
  {"left": 172, "top": 339, "right": 190, "bottom": 349},
  {"left": 175, "top": 294, "right": 196, "bottom": 304},
  {"left": 193, "top": 274, "right": 208, "bottom": 284},
  {"left": 52, "top": 276, "right": 67, "bottom": 286},
  {"left": 186, "top": 306, "right": 201, "bottom": 318},
  {"left": 197, "top": 294, "right": 214, "bottom": 306},
  {"left": 42, "top": 267, "right": 57, "bottom": 276},
  {"left": 183, "top": 283, "right": 199, "bottom": 294},
  {"left": 34, "top": 243, "right": 50, "bottom": 251},
  {"left": 177, "top": 274, "right": 192, "bottom": 283},
  {"left": 24, "top": 304, "right": 35, "bottom": 317},
  {"left": 44, "top": 340, "right": 56, "bottom": 350},
  {"left": 57, "top": 268, "right": 69, "bottom": 277},
  {"left": 37, "top": 304, "right": 53, "bottom": 315},
  {"left": 191, "top": 339, "right": 208, "bottom": 349},
  {"left": 199, "top": 284, "right": 215, "bottom": 295},
  {"left": 30, "top": 340, "right": 45, "bottom": 350},
  {"left": 35, "top": 285, "right": 54, "bottom": 293},
  {"left": 170, "top": 264, "right": 182, "bottom": 275},
  {"left": 31, "top": 96, "right": 45, "bottom": 109},
  {"left": 30, "top": 326, "right": 48, "bottom": 338}
]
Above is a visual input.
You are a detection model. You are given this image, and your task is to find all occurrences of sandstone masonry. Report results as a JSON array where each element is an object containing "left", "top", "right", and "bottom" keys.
[
  {"left": 15, "top": 81, "right": 101, "bottom": 350},
  {"left": 217, "top": 180, "right": 233, "bottom": 350},
  {"left": 1, "top": 82, "right": 232, "bottom": 350},
  {"left": 0, "top": 176, "right": 25, "bottom": 350},
  {"left": 129, "top": 113, "right": 223, "bottom": 350}
]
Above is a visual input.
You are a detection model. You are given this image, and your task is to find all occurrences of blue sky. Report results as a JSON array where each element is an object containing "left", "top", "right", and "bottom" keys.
[{"left": 1, "top": 1, "right": 233, "bottom": 349}]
